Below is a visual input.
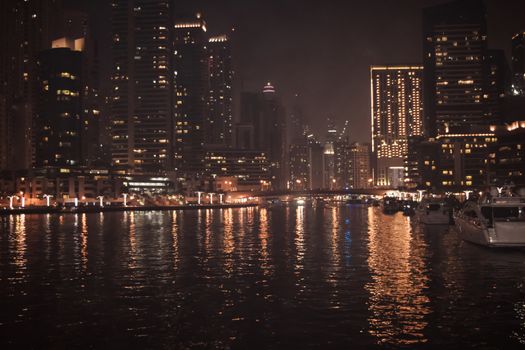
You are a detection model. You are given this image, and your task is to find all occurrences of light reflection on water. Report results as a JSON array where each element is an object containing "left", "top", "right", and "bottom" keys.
[
  {"left": 0, "top": 206, "right": 524, "bottom": 348},
  {"left": 366, "top": 208, "right": 430, "bottom": 345}
]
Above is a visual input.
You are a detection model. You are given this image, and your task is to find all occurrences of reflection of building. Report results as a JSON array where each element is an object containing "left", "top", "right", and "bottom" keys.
[
  {"left": 110, "top": 0, "right": 173, "bottom": 172},
  {"left": 370, "top": 66, "right": 424, "bottom": 187},
  {"left": 366, "top": 208, "right": 430, "bottom": 345},
  {"left": 206, "top": 35, "right": 233, "bottom": 148},
  {"left": 35, "top": 39, "right": 83, "bottom": 167}
]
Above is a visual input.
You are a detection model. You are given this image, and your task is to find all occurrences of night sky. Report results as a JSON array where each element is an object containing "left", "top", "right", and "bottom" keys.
[{"left": 73, "top": 0, "right": 525, "bottom": 142}]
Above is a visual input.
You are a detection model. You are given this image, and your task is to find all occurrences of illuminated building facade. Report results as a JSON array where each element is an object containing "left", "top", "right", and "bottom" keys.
[
  {"left": 110, "top": 0, "right": 173, "bottom": 172},
  {"left": 422, "top": 0, "right": 508, "bottom": 188},
  {"left": 511, "top": 31, "right": 525, "bottom": 97},
  {"left": 206, "top": 35, "right": 233, "bottom": 148},
  {"left": 370, "top": 65, "right": 424, "bottom": 187},
  {"left": 204, "top": 149, "right": 270, "bottom": 191},
  {"left": 35, "top": 39, "right": 83, "bottom": 167},
  {"left": 423, "top": 0, "right": 490, "bottom": 136},
  {"left": 349, "top": 143, "right": 372, "bottom": 189},
  {"left": 173, "top": 14, "right": 208, "bottom": 175}
]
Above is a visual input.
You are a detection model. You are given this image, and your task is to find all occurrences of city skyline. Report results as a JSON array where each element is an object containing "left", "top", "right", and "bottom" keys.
[{"left": 66, "top": 0, "right": 525, "bottom": 141}]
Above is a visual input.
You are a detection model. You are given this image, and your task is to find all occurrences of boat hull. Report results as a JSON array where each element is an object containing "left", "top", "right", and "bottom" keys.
[{"left": 455, "top": 217, "right": 525, "bottom": 247}]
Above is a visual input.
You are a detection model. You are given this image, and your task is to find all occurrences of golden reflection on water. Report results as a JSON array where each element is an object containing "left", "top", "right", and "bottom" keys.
[
  {"left": 126, "top": 211, "right": 137, "bottom": 269},
  {"left": 12, "top": 214, "right": 27, "bottom": 270},
  {"left": 171, "top": 211, "right": 179, "bottom": 270},
  {"left": 329, "top": 207, "right": 341, "bottom": 283},
  {"left": 204, "top": 209, "right": 213, "bottom": 254},
  {"left": 258, "top": 208, "right": 270, "bottom": 275},
  {"left": 223, "top": 209, "right": 234, "bottom": 275},
  {"left": 294, "top": 206, "right": 305, "bottom": 275},
  {"left": 366, "top": 207, "right": 430, "bottom": 346},
  {"left": 81, "top": 213, "right": 88, "bottom": 271}
]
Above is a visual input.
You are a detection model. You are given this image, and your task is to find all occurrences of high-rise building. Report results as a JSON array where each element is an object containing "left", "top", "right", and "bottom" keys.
[
  {"left": 173, "top": 14, "right": 208, "bottom": 175},
  {"left": 370, "top": 65, "right": 424, "bottom": 187},
  {"left": 206, "top": 34, "right": 233, "bottom": 148},
  {"left": 238, "top": 84, "right": 286, "bottom": 189},
  {"left": 289, "top": 143, "right": 309, "bottom": 190},
  {"left": 422, "top": 0, "right": 502, "bottom": 136},
  {"left": 349, "top": 143, "right": 372, "bottom": 189},
  {"left": 422, "top": 0, "right": 505, "bottom": 189},
  {"left": 0, "top": 0, "right": 63, "bottom": 171},
  {"left": 110, "top": 0, "right": 173, "bottom": 172},
  {"left": 511, "top": 31, "right": 525, "bottom": 97},
  {"left": 34, "top": 39, "right": 83, "bottom": 167}
]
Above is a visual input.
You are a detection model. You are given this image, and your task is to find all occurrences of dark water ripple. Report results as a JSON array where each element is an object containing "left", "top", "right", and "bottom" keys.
[{"left": 1, "top": 206, "right": 525, "bottom": 349}]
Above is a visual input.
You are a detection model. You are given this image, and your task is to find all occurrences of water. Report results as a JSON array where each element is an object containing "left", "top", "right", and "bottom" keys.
[{"left": 1, "top": 205, "right": 524, "bottom": 349}]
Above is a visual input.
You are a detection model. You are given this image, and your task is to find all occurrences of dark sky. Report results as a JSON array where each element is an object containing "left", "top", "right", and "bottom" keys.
[{"left": 75, "top": 0, "right": 525, "bottom": 142}]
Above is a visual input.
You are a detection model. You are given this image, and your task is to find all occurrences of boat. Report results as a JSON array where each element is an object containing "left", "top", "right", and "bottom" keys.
[
  {"left": 402, "top": 200, "right": 417, "bottom": 216},
  {"left": 454, "top": 189, "right": 525, "bottom": 247},
  {"left": 382, "top": 197, "right": 400, "bottom": 214},
  {"left": 416, "top": 198, "right": 451, "bottom": 225}
]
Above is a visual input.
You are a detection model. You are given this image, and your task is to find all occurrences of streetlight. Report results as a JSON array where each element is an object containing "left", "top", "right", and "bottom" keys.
[
  {"left": 464, "top": 190, "right": 473, "bottom": 201},
  {"left": 7, "top": 196, "right": 18, "bottom": 210},
  {"left": 21, "top": 193, "right": 25, "bottom": 208},
  {"left": 219, "top": 193, "right": 224, "bottom": 204},
  {"left": 417, "top": 190, "right": 425, "bottom": 202},
  {"left": 97, "top": 196, "right": 104, "bottom": 207},
  {"left": 209, "top": 193, "right": 215, "bottom": 205},
  {"left": 123, "top": 193, "right": 128, "bottom": 207},
  {"left": 43, "top": 194, "right": 53, "bottom": 207},
  {"left": 196, "top": 191, "right": 203, "bottom": 205}
]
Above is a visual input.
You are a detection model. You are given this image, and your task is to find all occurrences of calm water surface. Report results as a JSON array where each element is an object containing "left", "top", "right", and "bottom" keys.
[{"left": 1, "top": 205, "right": 525, "bottom": 349}]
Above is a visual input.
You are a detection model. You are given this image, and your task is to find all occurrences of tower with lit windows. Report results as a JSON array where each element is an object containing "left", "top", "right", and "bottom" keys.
[
  {"left": 422, "top": 0, "right": 504, "bottom": 189},
  {"left": 109, "top": 0, "right": 173, "bottom": 172},
  {"left": 206, "top": 34, "right": 233, "bottom": 148},
  {"left": 173, "top": 13, "right": 208, "bottom": 176},
  {"left": 370, "top": 65, "right": 424, "bottom": 187}
]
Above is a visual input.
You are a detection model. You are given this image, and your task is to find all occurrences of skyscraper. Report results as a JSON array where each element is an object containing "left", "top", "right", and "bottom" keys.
[
  {"left": 423, "top": 0, "right": 490, "bottom": 136},
  {"left": 35, "top": 39, "right": 83, "bottom": 167},
  {"left": 422, "top": 0, "right": 503, "bottom": 188},
  {"left": 0, "top": 0, "right": 63, "bottom": 170},
  {"left": 238, "top": 84, "right": 287, "bottom": 189},
  {"left": 110, "top": 0, "right": 173, "bottom": 172},
  {"left": 173, "top": 13, "right": 208, "bottom": 175},
  {"left": 370, "top": 65, "right": 424, "bottom": 187},
  {"left": 206, "top": 34, "right": 233, "bottom": 148}
]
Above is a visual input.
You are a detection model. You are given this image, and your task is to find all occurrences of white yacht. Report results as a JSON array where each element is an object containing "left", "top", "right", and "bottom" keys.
[
  {"left": 416, "top": 199, "right": 451, "bottom": 225},
  {"left": 454, "top": 194, "right": 525, "bottom": 247}
]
